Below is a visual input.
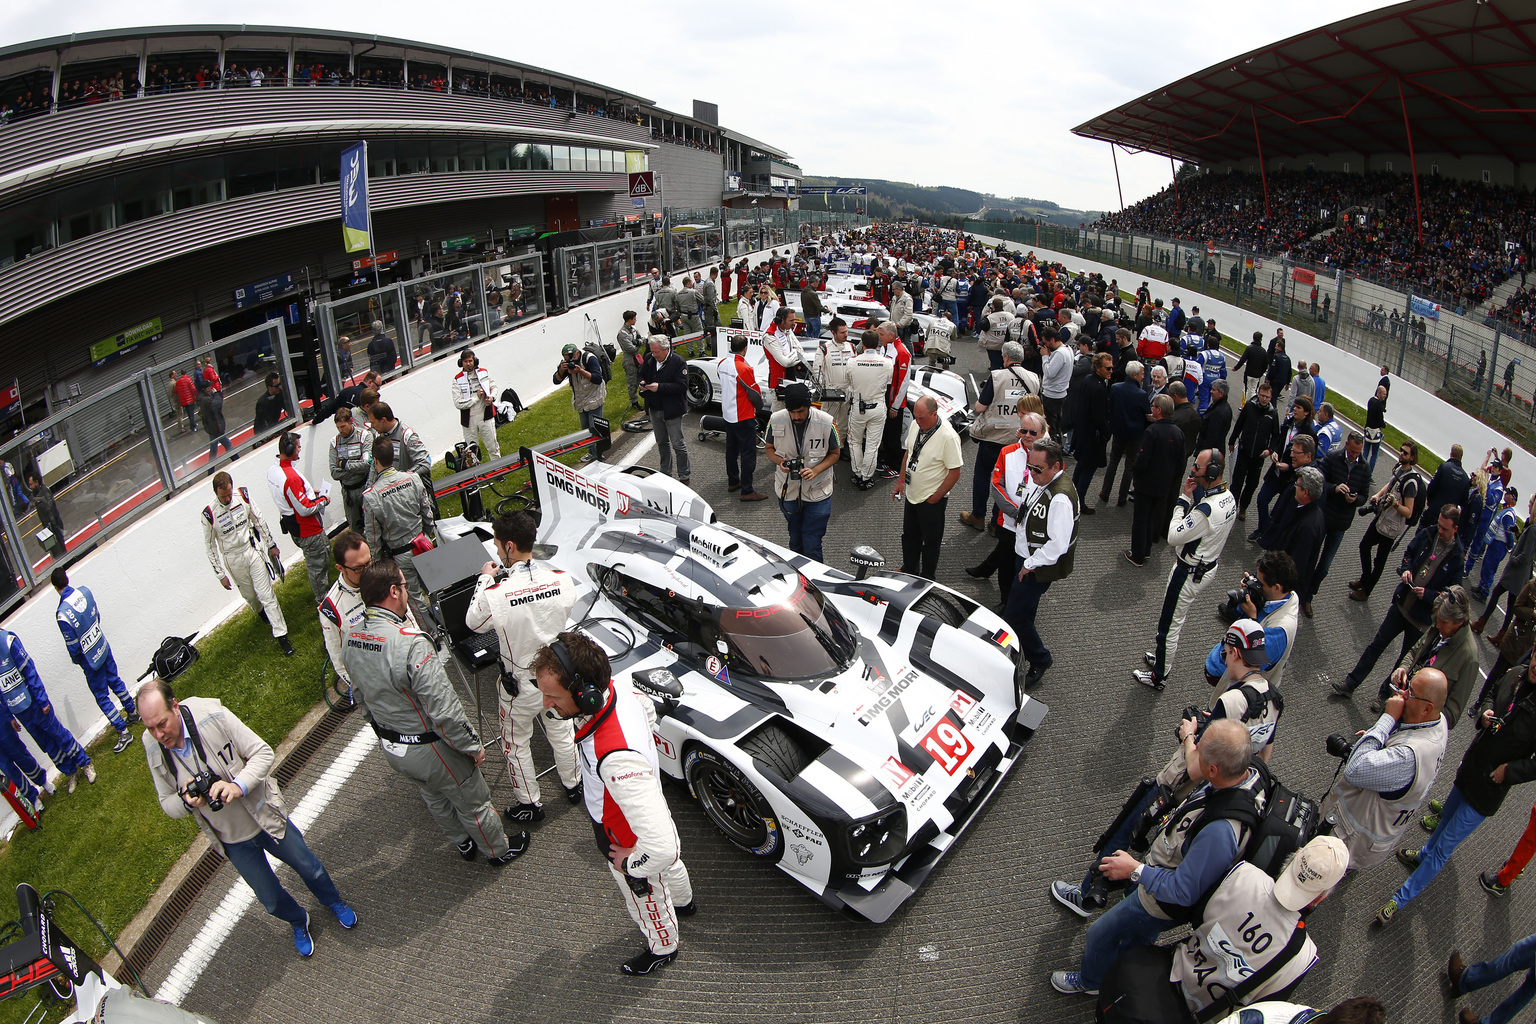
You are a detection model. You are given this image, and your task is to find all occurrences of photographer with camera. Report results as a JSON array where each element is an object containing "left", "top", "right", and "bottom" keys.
[
  {"left": 1133, "top": 448, "right": 1238, "bottom": 690},
  {"left": 765, "top": 383, "right": 841, "bottom": 563},
  {"left": 142, "top": 677, "right": 356, "bottom": 956},
  {"left": 1334, "top": 505, "right": 1465, "bottom": 701},
  {"left": 554, "top": 343, "right": 607, "bottom": 458},
  {"left": 1351, "top": 442, "right": 1423, "bottom": 600},
  {"left": 1376, "top": 643, "right": 1536, "bottom": 925},
  {"left": 533, "top": 632, "right": 695, "bottom": 976},
  {"left": 1048, "top": 719, "right": 1266, "bottom": 998},
  {"left": 1058, "top": 619, "right": 1281, "bottom": 916},
  {"left": 1319, "top": 667, "right": 1448, "bottom": 872},
  {"left": 343, "top": 561, "right": 529, "bottom": 867},
  {"left": 464, "top": 512, "right": 582, "bottom": 823},
  {"left": 1214, "top": 550, "right": 1302, "bottom": 688}
]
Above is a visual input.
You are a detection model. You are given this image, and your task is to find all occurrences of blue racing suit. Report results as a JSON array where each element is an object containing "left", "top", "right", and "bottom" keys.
[
  {"left": 0, "top": 630, "right": 90, "bottom": 776},
  {"left": 56, "top": 585, "right": 135, "bottom": 733},
  {"left": 1480, "top": 504, "right": 1521, "bottom": 594},
  {"left": 1467, "top": 477, "right": 1505, "bottom": 571},
  {"left": 1196, "top": 348, "right": 1228, "bottom": 413}
]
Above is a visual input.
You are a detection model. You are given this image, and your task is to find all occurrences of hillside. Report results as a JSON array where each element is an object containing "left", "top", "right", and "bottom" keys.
[{"left": 797, "top": 177, "right": 1102, "bottom": 228}]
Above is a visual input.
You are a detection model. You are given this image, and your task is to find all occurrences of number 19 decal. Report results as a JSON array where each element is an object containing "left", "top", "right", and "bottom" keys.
[{"left": 922, "top": 717, "right": 971, "bottom": 774}]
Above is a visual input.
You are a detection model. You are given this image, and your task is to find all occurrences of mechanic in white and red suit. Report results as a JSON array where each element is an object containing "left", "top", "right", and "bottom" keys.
[{"left": 534, "top": 631, "right": 695, "bottom": 976}]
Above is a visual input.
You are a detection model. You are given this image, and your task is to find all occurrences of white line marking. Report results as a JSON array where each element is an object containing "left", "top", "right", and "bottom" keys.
[
  {"left": 155, "top": 724, "right": 375, "bottom": 1005},
  {"left": 618, "top": 432, "right": 656, "bottom": 468}
]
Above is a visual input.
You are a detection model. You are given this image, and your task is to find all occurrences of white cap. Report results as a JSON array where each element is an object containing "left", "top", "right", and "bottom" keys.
[{"left": 1273, "top": 835, "right": 1349, "bottom": 911}]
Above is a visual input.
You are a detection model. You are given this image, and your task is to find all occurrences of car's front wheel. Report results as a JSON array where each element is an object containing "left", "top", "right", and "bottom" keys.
[
  {"left": 685, "top": 366, "right": 713, "bottom": 410},
  {"left": 685, "top": 746, "right": 783, "bottom": 859}
]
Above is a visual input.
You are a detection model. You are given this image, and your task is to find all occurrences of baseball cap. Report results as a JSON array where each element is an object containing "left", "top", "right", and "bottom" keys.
[
  {"left": 781, "top": 382, "right": 813, "bottom": 409},
  {"left": 1273, "top": 835, "right": 1349, "bottom": 910},
  {"left": 1224, "top": 618, "right": 1268, "bottom": 666},
  {"left": 561, "top": 343, "right": 578, "bottom": 356}
]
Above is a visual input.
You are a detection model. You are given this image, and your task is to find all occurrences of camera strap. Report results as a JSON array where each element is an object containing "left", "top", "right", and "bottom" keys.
[{"left": 159, "top": 706, "right": 218, "bottom": 784}]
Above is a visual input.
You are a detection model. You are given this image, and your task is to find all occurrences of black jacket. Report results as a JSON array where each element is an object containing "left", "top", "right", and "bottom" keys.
[
  {"left": 1228, "top": 399, "right": 1279, "bottom": 458},
  {"left": 1281, "top": 500, "right": 1327, "bottom": 597},
  {"left": 1264, "top": 416, "right": 1317, "bottom": 483},
  {"left": 640, "top": 352, "right": 687, "bottom": 419},
  {"left": 1232, "top": 341, "right": 1269, "bottom": 380},
  {"left": 1266, "top": 351, "right": 1293, "bottom": 391},
  {"left": 1423, "top": 458, "right": 1470, "bottom": 525},
  {"left": 1197, "top": 397, "right": 1233, "bottom": 454},
  {"left": 1392, "top": 527, "right": 1466, "bottom": 629},
  {"left": 1073, "top": 375, "right": 1112, "bottom": 467},
  {"left": 1455, "top": 677, "right": 1536, "bottom": 817},
  {"left": 1133, "top": 420, "right": 1186, "bottom": 490},
  {"left": 1170, "top": 402, "right": 1201, "bottom": 458},
  {"left": 1317, "top": 448, "right": 1374, "bottom": 532},
  {"left": 1108, "top": 380, "right": 1151, "bottom": 439}
]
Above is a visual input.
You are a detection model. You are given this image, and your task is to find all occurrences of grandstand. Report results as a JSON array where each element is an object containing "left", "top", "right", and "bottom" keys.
[{"left": 1061, "top": 0, "right": 1536, "bottom": 452}]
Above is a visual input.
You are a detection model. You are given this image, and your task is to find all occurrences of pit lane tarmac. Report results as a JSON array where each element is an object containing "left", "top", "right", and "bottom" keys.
[{"left": 142, "top": 340, "right": 1536, "bottom": 1023}]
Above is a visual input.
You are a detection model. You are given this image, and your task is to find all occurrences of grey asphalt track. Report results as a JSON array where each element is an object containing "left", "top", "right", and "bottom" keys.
[{"left": 143, "top": 333, "right": 1532, "bottom": 1024}]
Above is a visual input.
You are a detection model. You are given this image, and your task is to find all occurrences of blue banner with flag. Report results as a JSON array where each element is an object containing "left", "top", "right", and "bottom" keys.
[
  {"left": 1409, "top": 294, "right": 1441, "bottom": 320},
  {"left": 340, "top": 142, "right": 370, "bottom": 253}
]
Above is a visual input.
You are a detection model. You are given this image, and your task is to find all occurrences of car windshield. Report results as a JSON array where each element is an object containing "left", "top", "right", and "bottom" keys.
[{"left": 716, "top": 574, "right": 857, "bottom": 682}]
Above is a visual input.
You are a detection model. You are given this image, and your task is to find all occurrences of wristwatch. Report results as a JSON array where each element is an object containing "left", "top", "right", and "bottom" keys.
[{"left": 1130, "top": 864, "right": 1144, "bottom": 884}]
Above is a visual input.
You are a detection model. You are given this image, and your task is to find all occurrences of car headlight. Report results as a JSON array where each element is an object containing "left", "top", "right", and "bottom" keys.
[{"left": 843, "top": 805, "right": 907, "bottom": 866}]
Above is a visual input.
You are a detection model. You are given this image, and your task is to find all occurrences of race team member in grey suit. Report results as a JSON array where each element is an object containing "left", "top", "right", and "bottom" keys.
[
  {"left": 1133, "top": 449, "right": 1239, "bottom": 690},
  {"left": 464, "top": 512, "right": 583, "bottom": 824},
  {"left": 362, "top": 437, "right": 436, "bottom": 609},
  {"left": 327, "top": 407, "right": 374, "bottom": 533},
  {"left": 343, "top": 560, "right": 529, "bottom": 865},
  {"left": 142, "top": 678, "right": 355, "bottom": 957},
  {"left": 534, "top": 632, "right": 695, "bottom": 976}
]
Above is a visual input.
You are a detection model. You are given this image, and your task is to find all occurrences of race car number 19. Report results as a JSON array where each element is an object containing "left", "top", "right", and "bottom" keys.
[{"left": 922, "top": 718, "right": 970, "bottom": 774}]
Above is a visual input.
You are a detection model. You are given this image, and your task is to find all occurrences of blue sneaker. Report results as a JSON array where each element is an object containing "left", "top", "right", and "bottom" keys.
[
  {"left": 329, "top": 901, "right": 357, "bottom": 929},
  {"left": 293, "top": 910, "right": 314, "bottom": 956}
]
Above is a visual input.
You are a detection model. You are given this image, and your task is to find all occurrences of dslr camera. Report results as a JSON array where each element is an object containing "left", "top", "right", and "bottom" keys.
[
  {"left": 1325, "top": 733, "right": 1357, "bottom": 760},
  {"left": 781, "top": 457, "right": 805, "bottom": 480},
  {"left": 1174, "top": 705, "right": 1210, "bottom": 742},
  {"left": 1358, "top": 497, "right": 1382, "bottom": 518},
  {"left": 1218, "top": 573, "right": 1265, "bottom": 624},
  {"left": 183, "top": 769, "right": 225, "bottom": 812}
]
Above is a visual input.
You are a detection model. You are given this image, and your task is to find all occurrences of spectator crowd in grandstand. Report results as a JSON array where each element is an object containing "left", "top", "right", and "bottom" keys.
[{"left": 1097, "top": 169, "right": 1532, "bottom": 315}]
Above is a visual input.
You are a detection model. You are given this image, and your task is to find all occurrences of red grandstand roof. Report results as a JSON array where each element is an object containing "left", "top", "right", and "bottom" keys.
[{"left": 1072, "top": 0, "right": 1536, "bottom": 167}]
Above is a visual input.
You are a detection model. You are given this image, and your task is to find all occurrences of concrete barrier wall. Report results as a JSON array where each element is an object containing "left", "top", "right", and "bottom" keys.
[
  {"left": 0, "top": 244, "right": 792, "bottom": 817},
  {"left": 972, "top": 231, "right": 1530, "bottom": 494}
]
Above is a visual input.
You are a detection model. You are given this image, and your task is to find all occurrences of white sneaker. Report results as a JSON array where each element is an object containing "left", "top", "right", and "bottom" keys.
[
  {"left": 83, "top": 764, "right": 97, "bottom": 784},
  {"left": 67, "top": 774, "right": 77, "bottom": 794},
  {"left": 1049, "top": 971, "right": 1098, "bottom": 996}
]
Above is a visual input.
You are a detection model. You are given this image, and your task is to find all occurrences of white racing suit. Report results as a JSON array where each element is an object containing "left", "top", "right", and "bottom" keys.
[
  {"left": 202, "top": 486, "right": 287, "bottom": 638},
  {"left": 463, "top": 560, "right": 580, "bottom": 807},
  {"left": 451, "top": 365, "right": 501, "bottom": 459},
  {"left": 318, "top": 574, "right": 422, "bottom": 694},
  {"left": 576, "top": 683, "right": 691, "bottom": 955}
]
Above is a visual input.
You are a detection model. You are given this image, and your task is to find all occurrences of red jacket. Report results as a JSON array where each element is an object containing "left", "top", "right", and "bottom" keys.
[{"left": 173, "top": 374, "right": 197, "bottom": 407}]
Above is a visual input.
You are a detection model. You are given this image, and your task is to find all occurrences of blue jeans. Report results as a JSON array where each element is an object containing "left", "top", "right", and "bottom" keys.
[
  {"left": 83, "top": 652, "right": 135, "bottom": 732},
  {"left": 1308, "top": 527, "right": 1348, "bottom": 598},
  {"left": 1393, "top": 785, "right": 1485, "bottom": 906},
  {"left": 972, "top": 441, "right": 1005, "bottom": 518},
  {"left": 1080, "top": 889, "right": 1169, "bottom": 989},
  {"left": 944, "top": 300, "right": 961, "bottom": 328},
  {"left": 1254, "top": 475, "right": 1285, "bottom": 536},
  {"left": 805, "top": 316, "right": 821, "bottom": 340},
  {"left": 1003, "top": 563, "right": 1053, "bottom": 668},
  {"left": 222, "top": 819, "right": 342, "bottom": 927},
  {"left": 1365, "top": 439, "right": 1382, "bottom": 472},
  {"left": 1462, "top": 932, "right": 1536, "bottom": 1024},
  {"left": 781, "top": 496, "right": 832, "bottom": 562},
  {"left": 1081, "top": 787, "right": 1158, "bottom": 892}
]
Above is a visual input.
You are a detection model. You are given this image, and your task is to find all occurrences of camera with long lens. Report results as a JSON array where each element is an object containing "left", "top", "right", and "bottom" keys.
[
  {"left": 183, "top": 769, "right": 225, "bottom": 812},
  {"left": 1357, "top": 497, "right": 1382, "bottom": 518},
  {"left": 1325, "top": 733, "right": 1356, "bottom": 760},
  {"left": 1172, "top": 705, "right": 1211, "bottom": 743},
  {"left": 1129, "top": 783, "right": 1177, "bottom": 854},
  {"left": 1218, "top": 572, "right": 1265, "bottom": 624},
  {"left": 782, "top": 457, "right": 805, "bottom": 480}
]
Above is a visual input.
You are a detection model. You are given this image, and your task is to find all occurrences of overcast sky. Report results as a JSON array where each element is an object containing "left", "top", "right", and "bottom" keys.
[{"left": 3, "top": 0, "right": 1387, "bottom": 213}]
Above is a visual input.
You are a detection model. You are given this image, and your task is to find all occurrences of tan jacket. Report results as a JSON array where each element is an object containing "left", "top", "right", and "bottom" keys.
[{"left": 145, "top": 696, "right": 287, "bottom": 854}]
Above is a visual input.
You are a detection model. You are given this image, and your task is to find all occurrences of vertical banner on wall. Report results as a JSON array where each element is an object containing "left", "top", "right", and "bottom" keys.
[{"left": 340, "top": 142, "right": 371, "bottom": 253}]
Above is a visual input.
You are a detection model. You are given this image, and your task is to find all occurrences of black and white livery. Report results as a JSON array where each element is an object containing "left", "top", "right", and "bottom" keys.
[{"left": 441, "top": 449, "right": 1046, "bottom": 922}]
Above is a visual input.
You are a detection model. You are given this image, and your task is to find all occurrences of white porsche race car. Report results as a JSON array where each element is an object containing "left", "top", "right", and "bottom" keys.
[{"left": 443, "top": 449, "right": 1048, "bottom": 922}]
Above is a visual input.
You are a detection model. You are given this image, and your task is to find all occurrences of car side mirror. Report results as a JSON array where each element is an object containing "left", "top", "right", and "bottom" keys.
[
  {"left": 849, "top": 545, "right": 885, "bottom": 581},
  {"left": 633, "top": 668, "right": 683, "bottom": 701}
]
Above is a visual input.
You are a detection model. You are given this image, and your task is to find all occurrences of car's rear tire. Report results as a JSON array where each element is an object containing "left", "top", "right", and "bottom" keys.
[
  {"left": 740, "top": 724, "right": 812, "bottom": 781},
  {"left": 685, "top": 366, "right": 713, "bottom": 410},
  {"left": 685, "top": 746, "right": 783, "bottom": 859}
]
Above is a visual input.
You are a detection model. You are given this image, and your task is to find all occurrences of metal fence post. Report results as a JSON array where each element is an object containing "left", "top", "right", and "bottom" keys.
[
  {"left": 1482, "top": 328, "right": 1501, "bottom": 421},
  {"left": 1444, "top": 324, "right": 1456, "bottom": 391},
  {"left": 1330, "top": 273, "right": 1343, "bottom": 346},
  {"left": 138, "top": 371, "right": 177, "bottom": 495}
]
